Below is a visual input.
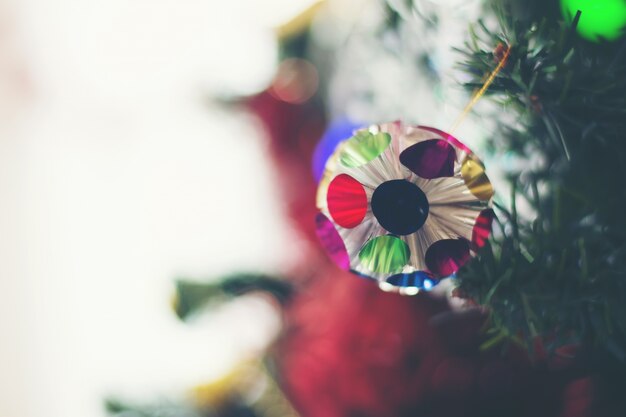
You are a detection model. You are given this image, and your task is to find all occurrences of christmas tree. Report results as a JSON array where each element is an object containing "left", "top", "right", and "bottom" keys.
[{"left": 107, "top": 0, "right": 626, "bottom": 416}]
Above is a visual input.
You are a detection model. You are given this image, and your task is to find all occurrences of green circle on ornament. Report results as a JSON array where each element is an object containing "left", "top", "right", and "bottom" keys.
[
  {"left": 339, "top": 131, "right": 391, "bottom": 168},
  {"left": 561, "top": 0, "right": 626, "bottom": 42},
  {"left": 358, "top": 235, "right": 410, "bottom": 274}
]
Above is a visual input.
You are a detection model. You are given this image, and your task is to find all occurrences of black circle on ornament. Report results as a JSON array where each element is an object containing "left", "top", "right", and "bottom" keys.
[{"left": 371, "top": 179, "right": 429, "bottom": 235}]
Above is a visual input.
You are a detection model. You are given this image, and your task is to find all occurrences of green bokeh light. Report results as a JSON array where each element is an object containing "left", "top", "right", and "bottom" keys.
[{"left": 561, "top": 0, "right": 626, "bottom": 41}]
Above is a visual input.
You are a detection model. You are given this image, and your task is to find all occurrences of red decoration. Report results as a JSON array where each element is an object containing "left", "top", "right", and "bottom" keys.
[
  {"left": 400, "top": 139, "right": 457, "bottom": 179},
  {"left": 425, "top": 239, "right": 471, "bottom": 277},
  {"left": 327, "top": 174, "right": 368, "bottom": 228},
  {"left": 471, "top": 209, "right": 495, "bottom": 251}
]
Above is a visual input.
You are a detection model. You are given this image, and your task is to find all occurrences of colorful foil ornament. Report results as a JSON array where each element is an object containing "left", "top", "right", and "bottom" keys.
[{"left": 315, "top": 121, "right": 494, "bottom": 294}]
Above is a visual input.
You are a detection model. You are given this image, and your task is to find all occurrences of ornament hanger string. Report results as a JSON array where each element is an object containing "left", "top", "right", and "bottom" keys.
[{"left": 449, "top": 43, "right": 512, "bottom": 134}]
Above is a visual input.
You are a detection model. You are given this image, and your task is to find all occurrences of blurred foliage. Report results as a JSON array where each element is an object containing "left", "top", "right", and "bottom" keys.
[
  {"left": 173, "top": 273, "right": 292, "bottom": 320},
  {"left": 105, "top": 397, "right": 258, "bottom": 417},
  {"left": 446, "top": 0, "right": 626, "bottom": 362}
]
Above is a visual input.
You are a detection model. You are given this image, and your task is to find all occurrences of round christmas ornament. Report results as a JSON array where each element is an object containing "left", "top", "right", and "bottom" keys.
[
  {"left": 561, "top": 0, "right": 626, "bottom": 42},
  {"left": 315, "top": 121, "right": 494, "bottom": 294}
]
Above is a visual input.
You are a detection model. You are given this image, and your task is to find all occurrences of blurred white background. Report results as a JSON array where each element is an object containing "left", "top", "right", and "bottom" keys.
[{"left": 0, "top": 1, "right": 320, "bottom": 416}]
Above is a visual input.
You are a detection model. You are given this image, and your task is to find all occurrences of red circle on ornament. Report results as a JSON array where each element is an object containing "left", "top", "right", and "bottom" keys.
[
  {"left": 471, "top": 209, "right": 495, "bottom": 251},
  {"left": 425, "top": 238, "right": 471, "bottom": 277},
  {"left": 327, "top": 174, "right": 368, "bottom": 228}
]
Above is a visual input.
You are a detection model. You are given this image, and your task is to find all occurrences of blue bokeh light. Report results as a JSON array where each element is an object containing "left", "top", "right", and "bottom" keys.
[{"left": 311, "top": 118, "right": 363, "bottom": 182}]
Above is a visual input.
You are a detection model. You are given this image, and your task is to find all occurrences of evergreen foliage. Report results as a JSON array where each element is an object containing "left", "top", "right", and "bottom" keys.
[{"left": 446, "top": 0, "right": 626, "bottom": 360}]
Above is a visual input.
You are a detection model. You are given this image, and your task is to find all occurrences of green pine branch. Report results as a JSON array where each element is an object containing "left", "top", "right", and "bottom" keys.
[{"left": 451, "top": 0, "right": 626, "bottom": 361}]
